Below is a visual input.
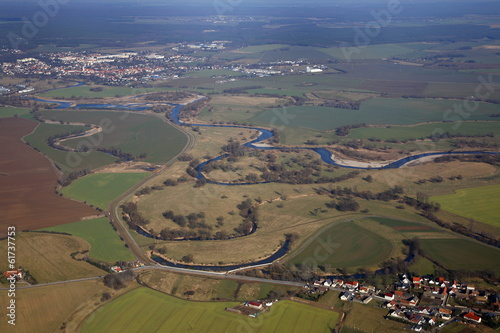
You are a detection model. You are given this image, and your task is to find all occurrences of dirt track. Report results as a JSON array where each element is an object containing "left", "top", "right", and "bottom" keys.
[{"left": 0, "top": 117, "right": 97, "bottom": 237}]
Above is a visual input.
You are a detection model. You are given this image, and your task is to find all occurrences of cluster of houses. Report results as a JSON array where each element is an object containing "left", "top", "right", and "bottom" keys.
[
  {"left": 310, "top": 274, "right": 498, "bottom": 332},
  {"left": 226, "top": 300, "right": 276, "bottom": 318},
  {"left": 110, "top": 261, "right": 145, "bottom": 273}
]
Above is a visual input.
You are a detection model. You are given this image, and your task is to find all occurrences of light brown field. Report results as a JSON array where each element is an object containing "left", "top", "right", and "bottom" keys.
[
  {"left": 0, "top": 232, "right": 105, "bottom": 284},
  {"left": 0, "top": 280, "right": 108, "bottom": 333}
]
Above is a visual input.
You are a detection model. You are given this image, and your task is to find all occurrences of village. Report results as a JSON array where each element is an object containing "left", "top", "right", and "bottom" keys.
[
  {"left": 308, "top": 274, "right": 500, "bottom": 332},
  {"left": 0, "top": 43, "right": 321, "bottom": 87}
]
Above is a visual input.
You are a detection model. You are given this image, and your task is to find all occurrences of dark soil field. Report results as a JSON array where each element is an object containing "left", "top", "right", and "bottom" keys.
[{"left": 0, "top": 118, "right": 97, "bottom": 237}]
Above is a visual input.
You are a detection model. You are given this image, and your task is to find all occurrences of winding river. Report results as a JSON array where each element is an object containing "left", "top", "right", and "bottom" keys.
[{"left": 30, "top": 82, "right": 500, "bottom": 272}]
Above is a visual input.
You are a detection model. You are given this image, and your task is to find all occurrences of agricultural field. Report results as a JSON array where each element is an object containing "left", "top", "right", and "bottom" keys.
[
  {"left": 24, "top": 122, "right": 116, "bottom": 174},
  {"left": 252, "top": 98, "right": 498, "bottom": 131},
  {"left": 0, "top": 118, "right": 97, "bottom": 236},
  {"left": 82, "top": 287, "right": 339, "bottom": 333},
  {"left": 41, "top": 217, "right": 135, "bottom": 262},
  {"left": 432, "top": 184, "right": 500, "bottom": 228},
  {"left": 61, "top": 172, "right": 148, "bottom": 210},
  {"left": 286, "top": 222, "right": 393, "bottom": 270},
  {"left": 348, "top": 121, "right": 500, "bottom": 141},
  {"left": 319, "top": 42, "right": 430, "bottom": 60},
  {"left": 420, "top": 239, "right": 500, "bottom": 273},
  {"left": 0, "top": 232, "right": 105, "bottom": 284},
  {"left": 38, "top": 110, "right": 188, "bottom": 165},
  {"left": 184, "top": 69, "right": 246, "bottom": 78},
  {"left": 198, "top": 93, "right": 289, "bottom": 123},
  {"left": 342, "top": 302, "right": 406, "bottom": 333},
  {"left": 38, "top": 85, "right": 170, "bottom": 99},
  {"left": 0, "top": 280, "right": 108, "bottom": 333},
  {"left": 0, "top": 106, "right": 31, "bottom": 118},
  {"left": 138, "top": 270, "right": 301, "bottom": 302}
]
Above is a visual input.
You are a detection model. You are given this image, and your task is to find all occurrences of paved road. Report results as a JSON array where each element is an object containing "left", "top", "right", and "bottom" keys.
[{"left": 0, "top": 266, "right": 304, "bottom": 290}]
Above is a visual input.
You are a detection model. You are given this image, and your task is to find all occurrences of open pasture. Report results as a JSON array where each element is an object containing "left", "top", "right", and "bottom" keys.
[
  {"left": 41, "top": 217, "right": 135, "bottom": 262},
  {"left": 24, "top": 122, "right": 116, "bottom": 174},
  {"left": 39, "top": 110, "right": 188, "bottom": 165},
  {"left": 0, "top": 232, "right": 105, "bottom": 283},
  {"left": 0, "top": 280, "right": 108, "bottom": 333},
  {"left": 252, "top": 98, "right": 498, "bottom": 130},
  {"left": 38, "top": 85, "right": 170, "bottom": 99},
  {"left": 184, "top": 69, "right": 246, "bottom": 78},
  {"left": 0, "top": 118, "right": 97, "bottom": 236},
  {"left": 61, "top": 173, "right": 148, "bottom": 210},
  {"left": 319, "top": 42, "right": 429, "bottom": 60},
  {"left": 287, "top": 222, "right": 393, "bottom": 269},
  {"left": 432, "top": 184, "right": 500, "bottom": 228},
  {"left": 0, "top": 106, "right": 31, "bottom": 118},
  {"left": 420, "top": 238, "right": 500, "bottom": 273},
  {"left": 348, "top": 121, "right": 500, "bottom": 140},
  {"left": 370, "top": 217, "right": 437, "bottom": 232},
  {"left": 82, "top": 287, "right": 339, "bottom": 333}
]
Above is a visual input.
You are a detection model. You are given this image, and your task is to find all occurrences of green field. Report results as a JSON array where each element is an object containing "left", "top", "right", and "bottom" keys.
[
  {"left": 287, "top": 222, "right": 393, "bottom": 269},
  {"left": 0, "top": 106, "right": 31, "bottom": 118},
  {"left": 252, "top": 98, "right": 498, "bottom": 130},
  {"left": 184, "top": 69, "right": 245, "bottom": 78},
  {"left": 420, "top": 238, "right": 500, "bottom": 273},
  {"left": 24, "top": 122, "right": 116, "bottom": 174},
  {"left": 432, "top": 184, "right": 500, "bottom": 228},
  {"left": 320, "top": 43, "right": 428, "bottom": 60},
  {"left": 41, "top": 217, "right": 135, "bottom": 262},
  {"left": 38, "top": 110, "right": 188, "bottom": 164},
  {"left": 238, "top": 44, "right": 290, "bottom": 53},
  {"left": 61, "top": 173, "right": 148, "bottom": 210},
  {"left": 349, "top": 121, "right": 500, "bottom": 140},
  {"left": 371, "top": 217, "right": 438, "bottom": 232},
  {"left": 38, "top": 85, "right": 170, "bottom": 98},
  {"left": 82, "top": 287, "right": 339, "bottom": 333}
]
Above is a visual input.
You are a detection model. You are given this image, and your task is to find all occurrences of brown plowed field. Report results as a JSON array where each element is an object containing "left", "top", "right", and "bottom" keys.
[{"left": 0, "top": 118, "right": 97, "bottom": 237}]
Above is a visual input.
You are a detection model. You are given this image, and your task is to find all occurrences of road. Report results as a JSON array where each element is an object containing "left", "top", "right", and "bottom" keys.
[{"left": 0, "top": 265, "right": 304, "bottom": 291}]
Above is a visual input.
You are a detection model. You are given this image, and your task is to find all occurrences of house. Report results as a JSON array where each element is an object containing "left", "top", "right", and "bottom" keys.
[
  {"left": 362, "top": 296, "right": 373, "bottom": 304},
  {"left": 385, "top": 293, "right": 395, "bottom": 301},
  {"left": 323, "top": 279, "right": 333, "bottom": 287},
  {"left": 246, "top": 301, "right": 263, "bottom": 310},
  {"left": 340, "top": 292, "right": 353, "bottom": 301},
  {"left": 464, "top": 312, "right": 481, "bottom": 323},
  {"left": 386, "top": 300, "right": 396, "bottom": 308},
  {"left": 428, "top": 317, "right": 437, "bottom": 326},
  {"left": 333, "top": 279, "right": 344, "bottom": 287},
  {"left": 412, "top": 277, "right": 423, "bottom": 288},
  {"left": 394, "top": 290, "right": 404, "bottom": 298},
  {"left": 3, "top": 270, "right": 23, "bottom": 280},
  {"left": 389, "top": 309, "right": 405, "bottom": 319},
  {"left": 345, "top": 281, "right": 359, "bottom": 290},
  {"left": 110, "top": 266, "right": 123, "bottom": 273},
  {"left": 438, "top": 308, "right": 452, "bottom": 320},
  {"left": 359, "top": 286, "right": 369, "bottom": 293},
  {"left": 411, "top": 325, "right": 423, "bottom": 332}
]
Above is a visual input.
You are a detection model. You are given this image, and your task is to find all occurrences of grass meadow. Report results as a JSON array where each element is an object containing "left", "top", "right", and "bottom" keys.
[
  {"left": 0, "top": 232, "right": 105, "bottom": 284},
  {"left": 420, "top": 238, "right": 500, "bottom": 273},
  {"left": 0, "top": 106, "right": 32, "bottom": 118},
  {"left": 41, "top": 217, "right": 135, "bottom": 262},
  {"left": 287, "top": 222, "right": 393, "bottom": 269},
  {"left": 38, "top": 85, "right": 171, "bottom": 98},
  {"left": 348, "top": 121, "right": 500, "bottom": 141},
  {"left": 82, "top": 287, "right": 339, "bottom": 333},
  {"left": 24, "top": 122, "right": 116, "bottom": 174},
  {"left": 61, "top": 173, "right": 148, "bottom": 210},
  {"left": 252, "top": 98, "right": 498, "bottom": 130},
  {"left": 432, "top": 184, "right": 500, "bottom": 228},
  {"left": 39, "top": 110, "right": 188, "bottom": 164}
]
